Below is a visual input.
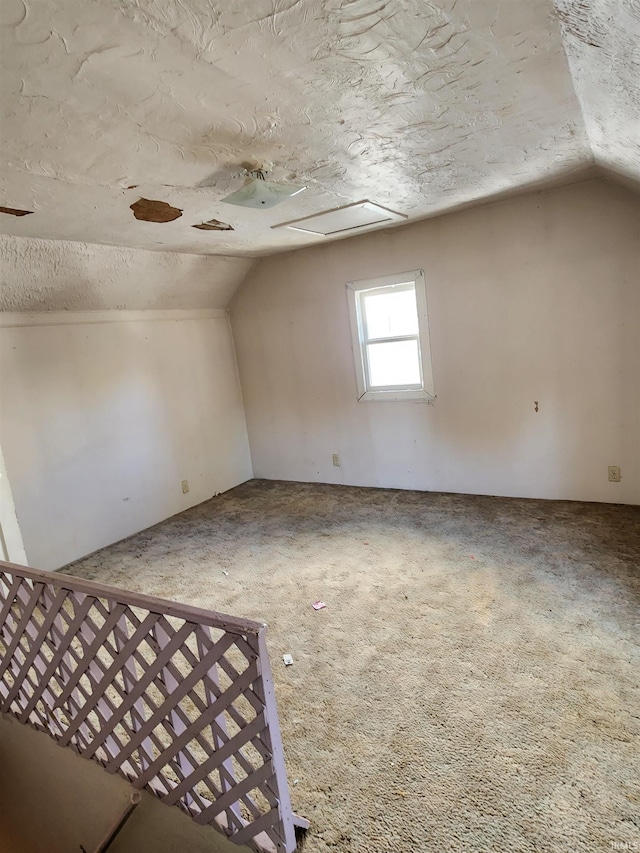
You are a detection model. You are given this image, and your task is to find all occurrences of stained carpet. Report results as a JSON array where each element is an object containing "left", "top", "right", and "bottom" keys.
[{"left": 66, "top": 480, "right": 640, "bottom": 853}]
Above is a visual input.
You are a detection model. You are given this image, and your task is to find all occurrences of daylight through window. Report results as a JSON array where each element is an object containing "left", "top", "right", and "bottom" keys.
[{"left": 347, "top": 270, "right": 434, "bottom": 402}]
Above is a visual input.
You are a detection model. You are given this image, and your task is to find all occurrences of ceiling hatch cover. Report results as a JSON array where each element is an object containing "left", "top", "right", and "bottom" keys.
[{"left": 273, "top": 202, "right": 407, "bottom": 236}]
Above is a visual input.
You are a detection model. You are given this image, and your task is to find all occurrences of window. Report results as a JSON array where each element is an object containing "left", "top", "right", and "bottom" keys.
[{"left": 347, "top": 270, "right": 434, "bottom": 402}]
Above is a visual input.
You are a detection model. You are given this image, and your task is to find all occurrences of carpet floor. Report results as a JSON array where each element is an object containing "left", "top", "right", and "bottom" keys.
[{"left": 66, "top": 480, "right": 640, "bottom": 853}]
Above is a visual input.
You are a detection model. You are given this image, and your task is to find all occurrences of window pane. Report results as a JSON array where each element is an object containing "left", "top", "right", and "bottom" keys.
[
  {"left": 366, "top": 339, "right": 421, "bottom": 388},
  {"left": 362, "top": 287, "right": 418, "bottom": 339}
]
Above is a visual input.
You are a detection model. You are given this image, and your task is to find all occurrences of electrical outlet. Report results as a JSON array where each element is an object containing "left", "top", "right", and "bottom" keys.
[
  {"left": 181, "top": 479, "right": 190, "bottom": 494},
  {"left": 608, "top": 466, "right": 621, "bottom": 483},
  {"left": 332, "top": 453, "right": 340, "bottom": 467}
]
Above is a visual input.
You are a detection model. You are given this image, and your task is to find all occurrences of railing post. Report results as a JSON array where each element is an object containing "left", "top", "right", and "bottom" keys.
[{"left": 254, "top": 628, "right": 299, "bottom": 852}]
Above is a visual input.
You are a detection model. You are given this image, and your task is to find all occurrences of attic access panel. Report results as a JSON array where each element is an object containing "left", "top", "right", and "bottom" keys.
[{"left": 272, "top": 202, "right": 407, "bottom": 236}]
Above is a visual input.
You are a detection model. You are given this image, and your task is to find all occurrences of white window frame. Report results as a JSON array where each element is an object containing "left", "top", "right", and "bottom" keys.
[{"left": 346, "top": 269, "right": 435, "bottom": 403}]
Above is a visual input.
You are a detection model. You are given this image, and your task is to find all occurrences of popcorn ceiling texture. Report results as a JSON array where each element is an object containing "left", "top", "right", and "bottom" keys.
[
  {"left": 2, "top": 0, "right": 627, "bottom": 257},
  {"left": 66, "top": 480, "right": 640, "bottom": 853},
  {"left": 555, "top": 0, "right": 640, "bottom": 182},
  {"left": 0, "top": 235, "right": 253, "bottom": 311}
]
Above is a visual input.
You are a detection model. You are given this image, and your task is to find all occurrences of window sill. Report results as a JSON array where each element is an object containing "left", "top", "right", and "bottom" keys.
[{"left": 357, "top": 389, "right": 436, "bottom": 403}]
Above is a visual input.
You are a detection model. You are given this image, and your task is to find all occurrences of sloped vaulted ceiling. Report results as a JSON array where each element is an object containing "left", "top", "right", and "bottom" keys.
[
  {"left": 0, "top": 0, "right": 638, "bottom": 257},
  {"left": 556, "top": 0, "right": 640, "bottom": 182}
]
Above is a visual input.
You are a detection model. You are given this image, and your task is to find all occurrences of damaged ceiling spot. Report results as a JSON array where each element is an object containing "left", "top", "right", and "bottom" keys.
[
  {"left": 0, "top": 0, "right": 638, "bottom": 255},
  {"left": 192, "top": 219, "right": 234, "bottom": 231},
  {"left": 0, "top": 206, "right": 33, "bottom": 217},
  {"left": 130, "top": 198, "right": 183, "bottom": 223}
]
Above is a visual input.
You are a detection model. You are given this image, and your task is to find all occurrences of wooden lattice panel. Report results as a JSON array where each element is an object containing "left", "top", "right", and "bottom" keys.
[{"left": 0, "top": 561, "right": 303, "bottom": 853}]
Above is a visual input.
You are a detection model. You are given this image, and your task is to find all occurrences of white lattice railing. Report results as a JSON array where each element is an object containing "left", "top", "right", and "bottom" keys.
[{"left": 0, "top": 560, "right": 307, "bottom": 853}]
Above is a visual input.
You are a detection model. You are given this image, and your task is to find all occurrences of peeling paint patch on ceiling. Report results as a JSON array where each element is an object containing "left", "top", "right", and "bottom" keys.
[
  {"left": 130, "top": 198, "right": 183, "bottom": 223},
  {"left": 192, "top": 219, "right": 234, "bottom": 231},
  {"left": 0, "top": 0, "right": 636, "bottom": 255},
  {"left": 0, "top": 206, "right": 33, "bottom": 217}
]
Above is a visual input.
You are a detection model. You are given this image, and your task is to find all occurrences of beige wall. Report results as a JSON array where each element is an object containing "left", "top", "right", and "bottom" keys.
[
  {"left": 0, "top": 311, "right": 253, "bottom": 570},
  {"left": 0, "top": 443, "right": 27, "bottom": 563},
  {"left": 231, "top": 179, "right": 640, "bottom": 504}
]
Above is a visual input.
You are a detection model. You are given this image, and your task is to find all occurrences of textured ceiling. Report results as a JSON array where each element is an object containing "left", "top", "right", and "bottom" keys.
[
  {"left": 0, "top": 235, "right": 254, "bottom": 311},
  {"left": 0, "top": 0, "right": 637, "bottom": 257},
  {"left": 555, "top": 0, "right": 640, "bottom": 183}
]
